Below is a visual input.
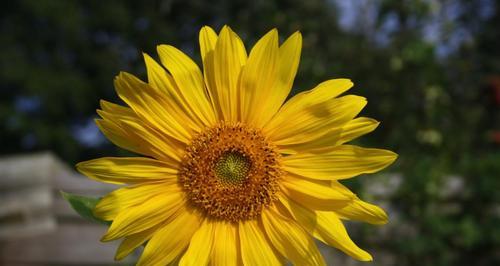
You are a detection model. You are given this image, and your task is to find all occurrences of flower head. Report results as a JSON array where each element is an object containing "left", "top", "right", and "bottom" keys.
[{"left": 77, "top": 25, "right": 397, "bottom": 265}]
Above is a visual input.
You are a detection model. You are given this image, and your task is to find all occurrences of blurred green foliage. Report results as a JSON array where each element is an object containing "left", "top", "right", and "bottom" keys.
[{"left": 1, "top": 0, "right": 499, "bottom": 265}]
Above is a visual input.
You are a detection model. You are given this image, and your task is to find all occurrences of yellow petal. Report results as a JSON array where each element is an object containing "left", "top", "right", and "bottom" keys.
[
  {"left": 239, "top": 29, "right": 279, "bottom": 127},
  {"left": 330, "top": 180, "right": 357, "bottom": 197},
  {"left": 266, "top": 95, "right": 366, "bottom": 145},
  {"left": 336, "top": 199, "right": 388, "bottom": 225},
  {"left": 199, "top": 26, "right": 219, "bottom": 118},
  {"left": 179, "top": 219, "right": 214, "bottom": 266},
  {"left": 199, "top": 26, "right": 218, "bottom": 64},
  {"left": 137, "top": 208, "right": 201, "bottom": 266},
  {"left": 102, "top": 113, "right": 184, "bottom": 161},
  {"left": 94, "top": 183, "right": 173, "bottom": 221},
  {"left": 337, "top": 117, "right": 380, "bottom": 144},
  {"left": 261, "top": 206, "right": 325, "bottom": 266},
  {"left": 211, "top": 26, "right": 247, "bottom": 122},
  {"left": 278, "top": 117, "right": 380, "bottom": 154},
  {"left": 261, "top": 31, "right": 302, "bottom": 125},
  {"left": 95, "top": 119, "right": 182, "bottom": 164},
  {"left": 316, "top": 211, "right": 373, "bottom": 261},
  {"left": 157, "top": 44, "right": 216, "bottom": 126},
  {"left": 281, "top": 175, "right": 352, "bottom": 210},
  {"left": 114, "top": 72, "right": 192, "bottom": 143},
  {"left": 283, "top": 145, "right": 398, "bottom": 180},
  {"left": 97, "top": 101, "right": 179, "bottom": 160},
  {"left": 273, "top": 78, "right": 353, "bottom": 114},
  {"left": 115, "top": 225, "right": 159, "bottom": 260},
  {"left": 95, "top": 118, "right": 146, "bottom": 156},
  {"left": 329, "top": 181, "right": 388, "bottom": 224},
  {"left": 99, "top": 100, "right": 136, "bottom": 118},
  {"left": 143, "top": 53, "right": 204, "bottom": 132},
  {"left": 211, "top": 221, "right": 239, "bottom": 266},
  {"left": 239, "top": 220, "right": 281, "bottom": 266},
  {"left": 143, "top": 52, "right": 173, "bottom": 95},
  {"left": 76, "top": 157, "right": 177, "bottom": 185},
  {"left": 96, "top": 100, "right": 184, "bottom": 163},
  {"left": 102, "top": 187, "right": 184, "bottom": 241},
  {"left": 279, "top": 197, "right": 373, "bottom": 261},
  {"left": 265, "top": 78, "right": 353, "bottom": 128}
]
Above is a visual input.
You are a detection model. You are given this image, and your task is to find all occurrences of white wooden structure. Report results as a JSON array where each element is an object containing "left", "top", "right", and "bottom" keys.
[{"left": 0, "top": 152, "right": 136, "bottom": 265}]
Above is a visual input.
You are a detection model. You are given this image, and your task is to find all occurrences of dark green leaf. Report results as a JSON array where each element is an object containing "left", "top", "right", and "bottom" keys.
[{"left": 60, "top": 191, "right": 110, "bottom": 225}]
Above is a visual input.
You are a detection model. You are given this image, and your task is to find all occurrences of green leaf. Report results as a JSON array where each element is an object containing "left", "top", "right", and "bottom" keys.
[{"left": 60, "top": 191, "right": 110, "bottom": 225}]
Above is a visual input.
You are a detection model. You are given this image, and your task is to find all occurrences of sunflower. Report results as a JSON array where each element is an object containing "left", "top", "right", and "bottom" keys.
[{"left": 77, "top": 25, "right": 397, "bottom": 265}]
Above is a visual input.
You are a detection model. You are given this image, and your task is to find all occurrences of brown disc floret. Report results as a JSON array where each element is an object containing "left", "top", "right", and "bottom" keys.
[{"left": 179, "top": 122, "right": 282, "bottom": 222}]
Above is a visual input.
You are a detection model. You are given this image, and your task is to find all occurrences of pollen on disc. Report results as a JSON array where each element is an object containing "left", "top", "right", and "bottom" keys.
[{"left": 179, "top": 122, "right": 282, "bottom": 222}]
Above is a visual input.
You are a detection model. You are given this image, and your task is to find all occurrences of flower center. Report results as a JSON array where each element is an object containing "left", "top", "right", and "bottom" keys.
[
  {"left": 179, "top": 122, "right": 282, "bottom": 222},
  {"left": 214, "top": 151, "right": 250, "bottom": 185}
]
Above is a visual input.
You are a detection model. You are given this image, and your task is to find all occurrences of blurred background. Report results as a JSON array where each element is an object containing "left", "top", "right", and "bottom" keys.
[{"left": 0, "top": 0, "right": 499, "bottom": 265}]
